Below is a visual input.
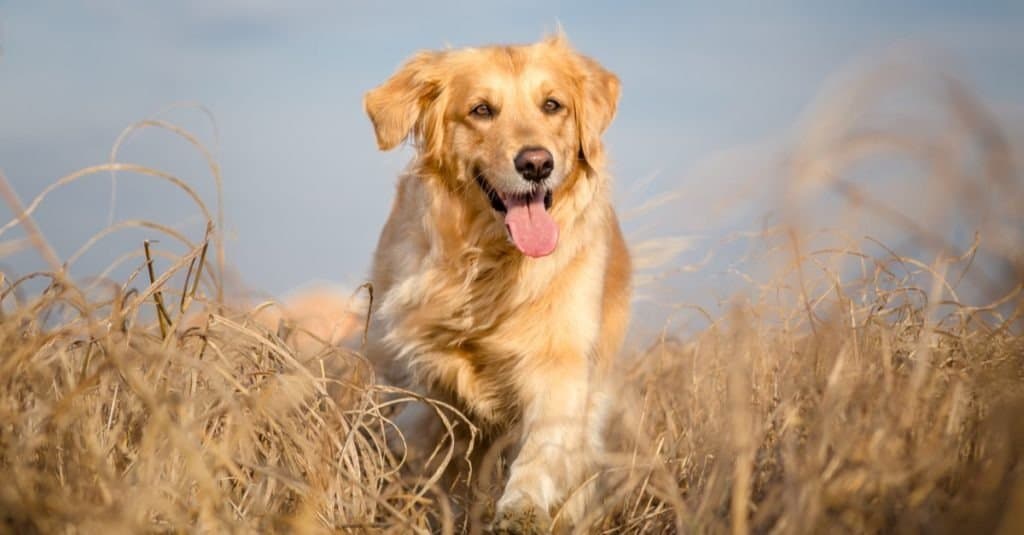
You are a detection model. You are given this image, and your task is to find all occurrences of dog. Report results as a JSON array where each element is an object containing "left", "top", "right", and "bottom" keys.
[{"left": 363, "top": 33, "right": 631, "bottom": 532}]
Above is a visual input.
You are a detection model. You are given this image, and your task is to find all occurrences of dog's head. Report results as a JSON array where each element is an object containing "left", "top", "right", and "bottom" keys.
[{"left": 365, "top": 34, "right": 619, "bottom": 258}]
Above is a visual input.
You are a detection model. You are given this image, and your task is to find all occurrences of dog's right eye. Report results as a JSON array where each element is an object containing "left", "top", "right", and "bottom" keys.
[{"left": 470, "top": 103, "right": 493, "bottom": 118}]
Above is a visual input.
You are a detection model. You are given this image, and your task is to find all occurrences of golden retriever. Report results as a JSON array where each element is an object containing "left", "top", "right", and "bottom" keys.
[{"left": 363, "top": 33, "right": 630, "bottom": 532}]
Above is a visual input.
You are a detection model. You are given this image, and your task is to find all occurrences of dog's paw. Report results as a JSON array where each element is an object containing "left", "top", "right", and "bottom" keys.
[{"left": 489, "top": 503, "right": 551, "bottom": 534}]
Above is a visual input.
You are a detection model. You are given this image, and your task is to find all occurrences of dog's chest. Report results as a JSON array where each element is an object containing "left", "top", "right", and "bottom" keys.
[
  {"left": 381, "top": 254, "right": 532, "bottom": 347},
  {"left": 380, "top": 242, "right": 604, "bottom": 361},
  {"left": 371, "top": 202, "right": 608, "bottom": 422}
]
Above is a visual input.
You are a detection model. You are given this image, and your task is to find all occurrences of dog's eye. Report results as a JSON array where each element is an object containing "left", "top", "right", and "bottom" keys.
[
  {"left": 470, "top": 103, "right": 493, "bottom": 118},
  {"left": 543, "top": 99, "right": 562, "bottom": 113}
]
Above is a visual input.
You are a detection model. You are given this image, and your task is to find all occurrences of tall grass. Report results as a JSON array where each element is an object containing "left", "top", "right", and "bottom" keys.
[{"left": 1, "top": 61, "right": 1021, "bottom": 534}]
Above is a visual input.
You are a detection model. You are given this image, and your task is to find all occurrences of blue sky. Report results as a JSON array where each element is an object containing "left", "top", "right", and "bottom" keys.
[{"left": 1, "top": 2, "right": 1022, "bottom": 324}]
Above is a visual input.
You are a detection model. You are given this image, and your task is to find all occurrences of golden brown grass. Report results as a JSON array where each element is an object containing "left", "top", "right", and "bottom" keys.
[{"left": 1, "top": 62, "right": 1022, "bottom": 534}]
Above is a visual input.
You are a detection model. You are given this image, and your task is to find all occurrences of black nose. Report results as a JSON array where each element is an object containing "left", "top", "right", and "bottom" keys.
[{"left": 514, "top": 147, "right": 554, "bottom": 182}]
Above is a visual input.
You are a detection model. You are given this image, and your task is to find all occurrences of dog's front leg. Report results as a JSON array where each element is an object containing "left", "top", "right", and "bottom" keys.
[{"left": 492, "top": 358, "right": 604, "bottom": 533}]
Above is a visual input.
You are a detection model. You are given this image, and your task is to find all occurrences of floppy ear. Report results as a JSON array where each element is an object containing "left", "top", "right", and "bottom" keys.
[
  {"left": 364, "top": 51, "right": 443, "bottom": 151},
  {"left": 573, "top": 54, "right": 620, "bottom": 169}
]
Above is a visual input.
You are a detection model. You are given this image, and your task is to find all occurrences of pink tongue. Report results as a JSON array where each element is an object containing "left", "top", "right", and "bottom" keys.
[{"left": 502, "top": 189, "right": 558, "bottom": 257}]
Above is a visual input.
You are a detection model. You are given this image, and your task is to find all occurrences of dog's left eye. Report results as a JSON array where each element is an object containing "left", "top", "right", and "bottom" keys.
[
  {"left": 470, "top": 103, "right": 493, "bottom": 118},
  {"left": 543, "top": 99, "right": 562, "bottom": 113}
]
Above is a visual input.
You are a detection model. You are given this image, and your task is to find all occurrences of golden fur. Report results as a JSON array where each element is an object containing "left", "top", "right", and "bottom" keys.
[
  {"left": 251, "top": 286, "right": 360, "bottom": 356},
  {"left": 363, "top": 34, "right": 631, "bottom": 532}
]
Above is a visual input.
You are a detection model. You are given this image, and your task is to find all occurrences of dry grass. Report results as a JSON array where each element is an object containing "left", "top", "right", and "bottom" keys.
[{"left": 1, "top": 61, "right": 1022, "bottom": 534}]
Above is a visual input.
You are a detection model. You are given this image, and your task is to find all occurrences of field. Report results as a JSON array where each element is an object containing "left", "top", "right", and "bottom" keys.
[{"left": 1, "top": 62, "right": 1022, "bottom": 534}]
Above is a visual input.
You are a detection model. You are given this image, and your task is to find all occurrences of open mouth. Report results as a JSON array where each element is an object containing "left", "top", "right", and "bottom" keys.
[
  {"left": 474, "top": 174, "right": 558, "bottom": 258},
  {"left": 474, "top": 175, "right": 552, "bottom": 213}
]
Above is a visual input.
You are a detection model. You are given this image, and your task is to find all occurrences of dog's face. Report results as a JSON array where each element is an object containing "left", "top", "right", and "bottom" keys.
[{"left": 365, "top": 35, "right": 619, "bottom": 257}]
